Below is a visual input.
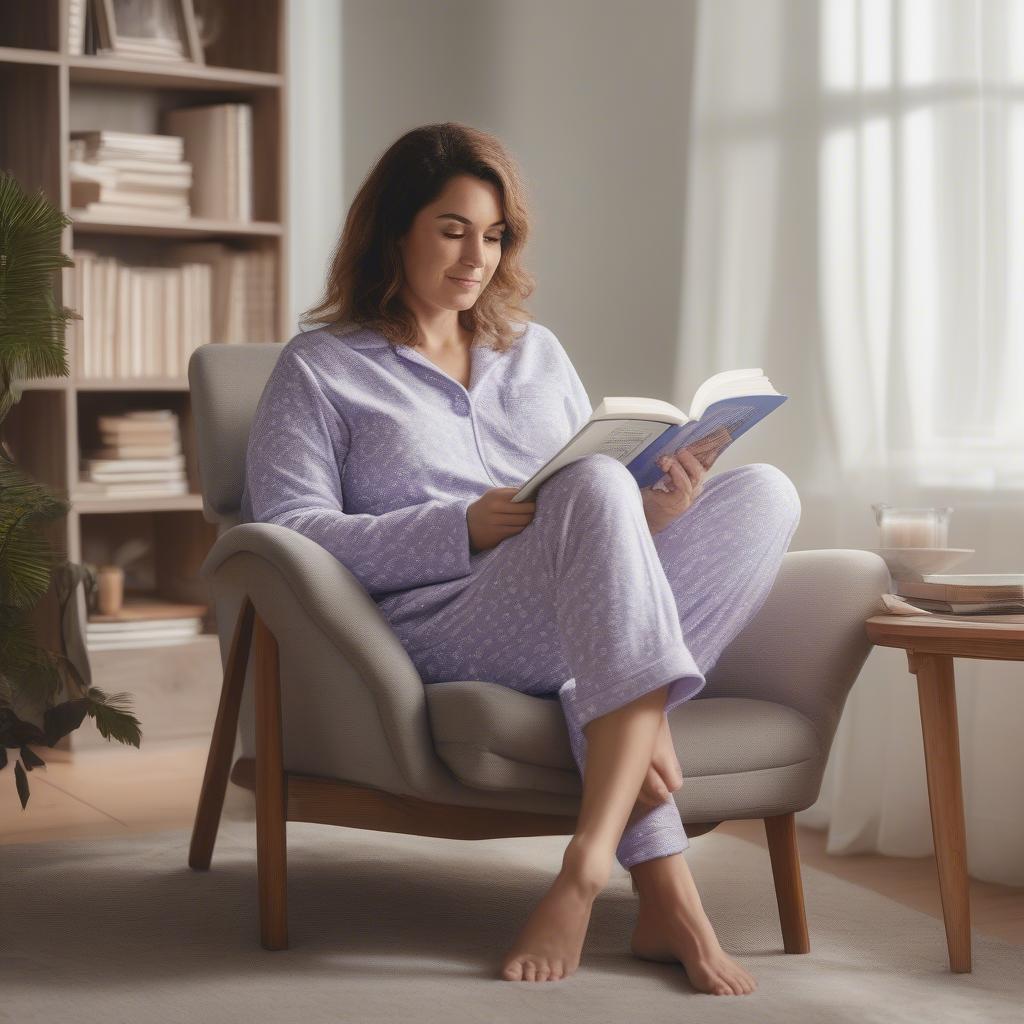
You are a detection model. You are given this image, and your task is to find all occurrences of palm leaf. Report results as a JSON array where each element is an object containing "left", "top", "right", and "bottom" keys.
[
  {"left": 86, "top": 687, "right": 143, "bottom": 746},
  {"left": 0, "top": 172, "right": 75, "bottom": 420},
  {"left": 0, "top": 452, "right": 68, "bottom": 608}
]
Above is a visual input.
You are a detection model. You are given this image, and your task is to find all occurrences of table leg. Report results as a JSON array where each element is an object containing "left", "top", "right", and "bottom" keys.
[{"left": 906, "top": 650, "right": 971, "bottom": 973}]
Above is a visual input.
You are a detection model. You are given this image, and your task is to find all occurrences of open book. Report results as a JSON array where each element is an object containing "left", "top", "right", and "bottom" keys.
[{"left": 511, "top": 368, "right": 788, "bottom": 502}]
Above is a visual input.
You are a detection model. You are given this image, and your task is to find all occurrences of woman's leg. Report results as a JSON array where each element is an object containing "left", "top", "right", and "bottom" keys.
[
  {"left": 378, "top": 455, "right": 797, "bottom": 987},
  {"left": 625, "top": 462, "right": 799, "bottom": 998},
  {"left": 381, "top": 454, "right": 709, "bottom": 980},
  {"left": 556, "top": 461, "right": 803, "bottom": 872}
]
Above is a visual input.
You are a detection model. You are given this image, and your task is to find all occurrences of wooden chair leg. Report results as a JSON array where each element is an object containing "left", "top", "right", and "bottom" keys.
[
  {"left": 764, "top": 812, "right": 810, "bottom": 953},
  {"left": 189, "top": 597, "right": 255, "bottom": 870},
  {"left": 253, "top": 611, "right": 289, "bottom": 950}
]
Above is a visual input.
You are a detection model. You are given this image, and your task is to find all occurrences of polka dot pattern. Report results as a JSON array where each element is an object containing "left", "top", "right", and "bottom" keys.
[{"left": 240, "top": 319, "right": 801, "bottom": 869}]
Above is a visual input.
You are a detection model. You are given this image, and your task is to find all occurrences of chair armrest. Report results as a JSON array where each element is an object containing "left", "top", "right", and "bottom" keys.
[
  {"left": 698, "top": 548, "right": 890, "bottom": 749},
  {"left": 200, "top": 522, "right": 454, "bottom": 797}
]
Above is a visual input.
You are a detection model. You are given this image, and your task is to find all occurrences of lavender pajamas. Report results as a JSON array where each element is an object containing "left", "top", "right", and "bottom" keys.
[{"left": 241, "top": 321, "right": 801, "bottom": 871}]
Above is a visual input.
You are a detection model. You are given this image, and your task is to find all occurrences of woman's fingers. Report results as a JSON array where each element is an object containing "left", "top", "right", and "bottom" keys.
[
  {"left": 676, "top": 447, "right": 706, "bottom": 484},
  {"left": 664, "top": 458, "right": 692, "bottom": 497}
]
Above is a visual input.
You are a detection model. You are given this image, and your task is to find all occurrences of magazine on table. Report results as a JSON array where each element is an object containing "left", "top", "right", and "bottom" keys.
[{"left": 511, "top": 368, "right": 788, "bottom": 502}]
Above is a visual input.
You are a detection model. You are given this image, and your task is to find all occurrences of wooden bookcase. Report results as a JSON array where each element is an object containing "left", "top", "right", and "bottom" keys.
[{"left": 0, "top": 0, "right": 288, "bottom": 751}]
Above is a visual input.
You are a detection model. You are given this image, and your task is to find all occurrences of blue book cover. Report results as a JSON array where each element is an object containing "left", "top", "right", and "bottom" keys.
[{"left": 625, "top": 393, "right": 788, "bottom": 488}]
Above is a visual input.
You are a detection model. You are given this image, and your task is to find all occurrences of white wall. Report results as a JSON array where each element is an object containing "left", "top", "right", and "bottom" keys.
[
  {"left": 288, "top": 0, "right": 698, "bottom": 404},
  {"left": 286, "top": 0, "right": 345, "bottom": 335}
]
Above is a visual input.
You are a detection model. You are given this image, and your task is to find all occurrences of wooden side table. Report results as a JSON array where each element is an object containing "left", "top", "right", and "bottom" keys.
[{"left": 864, "top": 614, "right": 1024, "bottom": 973}]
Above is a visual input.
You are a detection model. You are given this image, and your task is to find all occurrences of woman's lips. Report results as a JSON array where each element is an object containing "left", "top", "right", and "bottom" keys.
[{"left": 448, "top": 277, "right": 479, "bottom": 288}]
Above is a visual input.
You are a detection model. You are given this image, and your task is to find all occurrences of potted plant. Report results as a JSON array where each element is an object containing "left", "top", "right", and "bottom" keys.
[{"left": 0, "top": 170, "right": 141, "bottom": 809}]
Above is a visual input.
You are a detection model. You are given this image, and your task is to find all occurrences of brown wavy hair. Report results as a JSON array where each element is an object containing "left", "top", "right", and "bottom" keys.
[{"left": 300, "top": 122, "right": 537, "bottom": 352}]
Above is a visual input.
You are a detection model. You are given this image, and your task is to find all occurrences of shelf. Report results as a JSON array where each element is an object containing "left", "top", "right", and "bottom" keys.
[
  {"left": 71, "top": 493, "right": 206, "bottom": 514},
  {"left": 0, "top": 46, "right": 61, "bottom": 67},
  {"left": 71, "top": 212, "right": 282, "bottom": 239},
  {"left": 0, "top": 52, "right": 282, "bottom": 90},
  {"left": 76, "top": 377, "right": 189, "bottom": 391},
  {"left": 68, "top": 55, "right": 282, "bottom": 91},
  {"left": 2, "top": 0, "right": 283, "bottom": 695},
  {"left": 14, "top": 376, "right": 70, "bottom": 391}
]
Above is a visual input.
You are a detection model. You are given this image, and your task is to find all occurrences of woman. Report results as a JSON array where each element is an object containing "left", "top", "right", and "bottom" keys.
[{"left": 241, "top": 123, "right": 800, "bottom": 995}]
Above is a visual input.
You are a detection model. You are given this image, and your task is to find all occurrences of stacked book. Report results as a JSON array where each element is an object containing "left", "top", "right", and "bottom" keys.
[
  {"left": 87, "top": 597, "right": 209, "bottom": 652},
  {"left": 163, "top": 104, "right": 253, "bottom": 221},
  {"left": 78, "top": 411, "right": 189, "bottom": 498},
  {"left": 893, "top": 574, "right": 1024, "bottom": 615},
  {"left": 69, "top": 130, "right": 192, "bottom": 221}
]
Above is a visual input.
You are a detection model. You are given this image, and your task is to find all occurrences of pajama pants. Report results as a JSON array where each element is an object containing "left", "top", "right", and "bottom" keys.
[{"left": 376, "top": 453, "right": 802, "bottom": 870}]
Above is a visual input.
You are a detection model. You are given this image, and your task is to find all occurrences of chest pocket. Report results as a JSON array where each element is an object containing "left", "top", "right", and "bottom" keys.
[{"left": 500, "top": 385, "right": 572, "bottom": 457}]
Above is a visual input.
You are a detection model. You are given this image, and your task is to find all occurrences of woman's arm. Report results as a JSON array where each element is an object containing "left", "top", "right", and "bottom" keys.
[{"left": 242, "top": 347, "right": 475, "bottom": 596}]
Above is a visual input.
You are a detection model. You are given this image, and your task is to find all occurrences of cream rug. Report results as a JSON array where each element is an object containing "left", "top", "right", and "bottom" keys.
[{"left": 3, "top": 817, "right": 1021, "bottom": 1023}]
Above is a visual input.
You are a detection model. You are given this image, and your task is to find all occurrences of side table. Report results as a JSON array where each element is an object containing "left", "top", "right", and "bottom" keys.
[{"left": 864, "top": 613, "right": 1024, "bottom": 973}]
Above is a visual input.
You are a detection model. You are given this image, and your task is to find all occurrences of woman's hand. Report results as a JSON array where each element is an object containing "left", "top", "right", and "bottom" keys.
[
  {"left": 629, "top": 716, "right": 684, "bottom": 822},
  {"left": 640, "top": 446, "right": 710, "bottom": 535},
  {"left": 467, "top": 487, "right": 536, "bottom": 553}
]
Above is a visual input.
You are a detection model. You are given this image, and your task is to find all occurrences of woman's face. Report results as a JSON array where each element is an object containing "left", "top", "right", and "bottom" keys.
[{"left": 397, "top": 174, "right": 506, "bottom": 320}]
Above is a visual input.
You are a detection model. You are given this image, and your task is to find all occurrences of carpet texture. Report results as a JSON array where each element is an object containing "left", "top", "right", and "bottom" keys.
[{"left": 2, "top": 817, "right": 1022, "bottom": 1023}]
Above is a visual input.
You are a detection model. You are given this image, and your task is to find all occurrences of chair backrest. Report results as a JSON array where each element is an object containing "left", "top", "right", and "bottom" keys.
[{"left": 187, "top": 342, "right": 284, "bottom": 526}]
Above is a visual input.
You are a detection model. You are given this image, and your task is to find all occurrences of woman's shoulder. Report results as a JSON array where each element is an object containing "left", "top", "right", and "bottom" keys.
[
  {"left": 512, "top": 320, "right": 576, "bottom": 372},
  {"left": 277, "top": 323, "right": 386, "bottom": 366}
]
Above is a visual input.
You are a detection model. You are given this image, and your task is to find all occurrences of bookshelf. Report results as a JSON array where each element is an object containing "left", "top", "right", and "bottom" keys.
[{"left": 0, "top": 0, "right": 288, "bottom": 751}]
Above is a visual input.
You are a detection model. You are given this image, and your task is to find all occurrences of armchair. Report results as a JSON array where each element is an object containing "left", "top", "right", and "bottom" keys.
[{"left": 186, "top": 342, "right": 888, "bottom": 952}]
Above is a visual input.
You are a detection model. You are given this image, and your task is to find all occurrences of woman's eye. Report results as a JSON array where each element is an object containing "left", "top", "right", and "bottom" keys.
[{"left": 444, "top": 233, "right": 502, "bottom": 244}]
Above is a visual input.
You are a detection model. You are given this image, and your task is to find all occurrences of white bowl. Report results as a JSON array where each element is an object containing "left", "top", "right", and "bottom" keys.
[{"left": 871, "top": 547, "right": 975, "bottom": 579}]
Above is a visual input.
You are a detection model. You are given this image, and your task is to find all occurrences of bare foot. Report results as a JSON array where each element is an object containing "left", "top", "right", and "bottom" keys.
[
  {"left": 630, "top": 863, "right": 757, "bottom": 995},
  {"left": 500, "top": 847, "right": 608, "bottom": 982},
  {"left": 626, "top": 856, "right": 757, "bottom": 999}
]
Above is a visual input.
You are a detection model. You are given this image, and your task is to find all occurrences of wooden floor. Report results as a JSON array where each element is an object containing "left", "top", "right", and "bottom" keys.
[{"left": 2, "top": 740, "right": 1022, "bottom": 948}]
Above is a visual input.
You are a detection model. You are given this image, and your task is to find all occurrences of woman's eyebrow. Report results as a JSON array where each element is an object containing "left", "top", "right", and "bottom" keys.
[{"left": 436, "top": 213, "right": 506, "bottom": 228}]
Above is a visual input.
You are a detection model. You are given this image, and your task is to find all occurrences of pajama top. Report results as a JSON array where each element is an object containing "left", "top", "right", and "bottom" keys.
[{"left": 239, "top": 320, "right": 594, "bottom": 599}]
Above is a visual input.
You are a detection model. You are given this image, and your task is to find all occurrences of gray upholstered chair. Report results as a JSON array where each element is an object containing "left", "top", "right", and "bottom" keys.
[{"left": 186, "top": 341, "right": 889, "bottom": 952}]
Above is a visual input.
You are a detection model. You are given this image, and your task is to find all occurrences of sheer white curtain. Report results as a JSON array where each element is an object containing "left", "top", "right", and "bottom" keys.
[{"left": 677, "top": 0, "right": 1024, "bottom": 885}]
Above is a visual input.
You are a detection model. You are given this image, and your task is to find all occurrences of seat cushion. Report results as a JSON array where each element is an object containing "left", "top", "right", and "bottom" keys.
[{"left": 425, "top": 681, "right": 824, "bottom": 818}]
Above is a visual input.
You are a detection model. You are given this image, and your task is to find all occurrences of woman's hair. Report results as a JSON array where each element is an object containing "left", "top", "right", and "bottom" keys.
[{"left": 299, "top": 122, "right": 536, "bottom": 352}]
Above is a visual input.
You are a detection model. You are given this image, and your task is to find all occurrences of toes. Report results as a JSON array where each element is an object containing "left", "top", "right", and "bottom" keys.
[
  {"left": 549, "top": 959, "right": 564, "bottom": 980},
  {"left": 501, "top": 959, "right": 523, "bottom": 981},
  {"left": 536, "top": 962, "right": 551, "bottom": 982},
  {"left": 523, "top": 960, "right": 537, "bottom": 982}
]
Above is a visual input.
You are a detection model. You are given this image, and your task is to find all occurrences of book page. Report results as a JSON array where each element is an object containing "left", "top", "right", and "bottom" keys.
[{"left": 512, "top": 419, "right": 666, "bottom": 502}]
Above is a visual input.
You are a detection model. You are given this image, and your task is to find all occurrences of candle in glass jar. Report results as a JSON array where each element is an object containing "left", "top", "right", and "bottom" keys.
[{"left": 879, "top": 514, "right": 940, "bottom": 547}]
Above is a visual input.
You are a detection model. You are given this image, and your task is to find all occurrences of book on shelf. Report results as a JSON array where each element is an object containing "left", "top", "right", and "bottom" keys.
[
  {"left": 893, "top": 574, "right": 1024, "bottom": 615},
  {"left": 84, "top": 454, "right": 186, "bottom": 471},
  {"left": 172, "top": 242, "right": 278, "bottom": 342},
  {"left": 87, "top": 634, "right": 199, "bottom": 651},
  {"left": 70, "top": 245, "right": 274, "bottom": 378},
  {"left": 71, "top": 131, "right": 184, "bottom": 161},
  {"left": 93, "top": 441, "right": 182, "bottom": 457},
  {"left": 88, "top": 618, "right": 201, "bottom": 634},
  {"left": 86, "top": 595, "right": 208, "bottom": 650},
  {"left": 76, "top": 480, "right": 190, "bottom": 498},
  {"left": 98, "top": 410, "right": 180, "bottom": 431},
  {"left": 69, "top": 132, "right": 192, "bottom": 221},
  {"left": 162, "top": 104, "right": 253, "bottom": 221},
  {"left": 80, "top": 412, "right": 187, "bottom": 494},
  {"left": 511, "top": 369, "right": 788, "bottom": 502},
  {"left": 68, "top": 0, "right": 87, "bottom": 55}
]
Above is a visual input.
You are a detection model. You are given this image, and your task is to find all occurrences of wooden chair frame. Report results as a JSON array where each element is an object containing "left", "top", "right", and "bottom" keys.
[{"left": 189, "top": 597, "right": 811, "bottom": 954}]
